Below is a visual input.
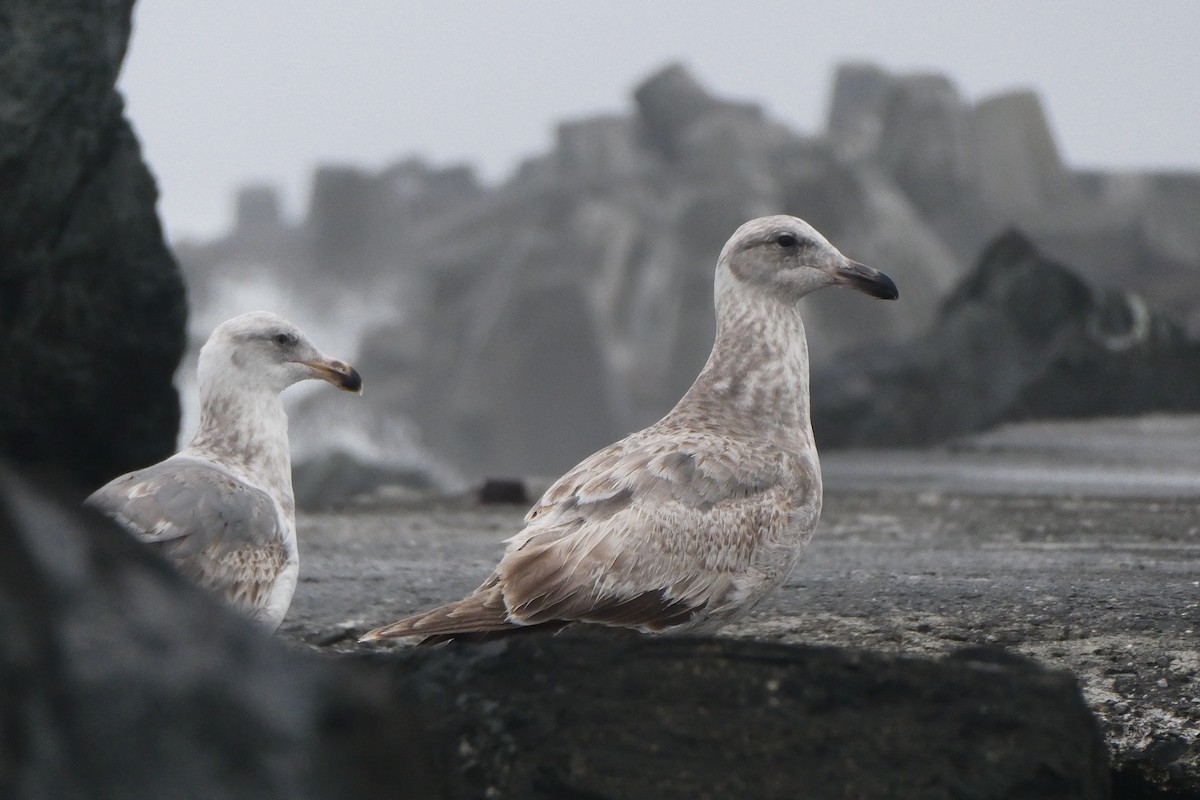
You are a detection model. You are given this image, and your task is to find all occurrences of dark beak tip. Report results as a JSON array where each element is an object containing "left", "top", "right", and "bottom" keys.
[
  {"left": 840, "top": 265, "right": 899, "bottom": 301},
  {"left": 341, "top": 367, "right": 363, "bottom": 394},
  {"left": 882, "top": 271, "right": 900, "bottom": 300}
]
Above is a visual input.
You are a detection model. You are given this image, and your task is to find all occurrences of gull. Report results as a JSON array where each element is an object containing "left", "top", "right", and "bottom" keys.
[
  {"left": 86, "top": 311, "right": 362, "bottom": 631},
  {"left": 361, "top": 215, "right": 897, "bottom": 643}
]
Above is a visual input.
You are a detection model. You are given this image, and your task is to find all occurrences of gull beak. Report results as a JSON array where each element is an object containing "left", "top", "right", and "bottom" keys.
[
  {"left": 300, "top": 357, "right": 363, "bottom": 394},
  {"left": 832, "top": 259, "right": 899, "bottom": 300}
]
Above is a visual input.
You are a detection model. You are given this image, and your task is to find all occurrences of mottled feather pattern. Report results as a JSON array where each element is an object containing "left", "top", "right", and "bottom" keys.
[
  {"left": 366, "top": 336, "right": 821, "bottom": 641},
  {"left": 213, "top": 541, "right": 289, "bottom": 618},
  {"left": 83, "top": 312, "right": 363, "bottom": 632},
  {"left": 361, "top": 215, "right": 897, "bottom": 643},
  {"left": 88, "top": 456, "right": 291, "bottom": 622}
]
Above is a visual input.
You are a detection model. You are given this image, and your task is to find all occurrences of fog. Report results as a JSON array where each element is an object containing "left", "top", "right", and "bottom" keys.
[
  {"left": 112, "top": 2, "right": 1200, "bottom": 500},
  {"left": 119, "top": 1, "right": 1200, "bottom": 241}
]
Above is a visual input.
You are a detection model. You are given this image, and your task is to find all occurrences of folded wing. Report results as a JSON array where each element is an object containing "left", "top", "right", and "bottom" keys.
[
  {"left": 86, "top": 457, "right": 288, "bottom": 615},
  {"left": 362, "top": 431, "right": 813, "bottom": 641}
]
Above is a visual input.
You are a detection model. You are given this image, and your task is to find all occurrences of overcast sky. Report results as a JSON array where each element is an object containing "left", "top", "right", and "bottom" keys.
[{"left": 118, "top": 1, "right": 1200, "bottom": 242}]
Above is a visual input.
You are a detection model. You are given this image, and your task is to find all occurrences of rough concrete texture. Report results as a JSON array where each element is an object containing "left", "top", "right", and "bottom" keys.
[
  {"left": 0, "top": 0, "right": 187, "bottom": 490},
  {"left": 0, "top": 465, "right": 1111, "bottom": 800},
  {"left": 384, "top": 635, "right": 1109, "bottom": 799},
  {"left": 291, "top": 416, "right": 1200, "bottom": 798}
]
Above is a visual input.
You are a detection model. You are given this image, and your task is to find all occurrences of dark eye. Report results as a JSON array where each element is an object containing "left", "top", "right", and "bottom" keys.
[
  {"left": 776, "top": 233, "right": 798, "bottom": 248},
  {"left": 273, "top": 332, "right": 297, "bottom": 347}
]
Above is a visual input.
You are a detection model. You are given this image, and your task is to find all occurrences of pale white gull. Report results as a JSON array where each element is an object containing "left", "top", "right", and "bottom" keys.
[
  {"left": 86, "top": 311, "right": 362, "bottom": 632},
  {"left": 361, "top": 215, "right": 897, "bottom": 643}
]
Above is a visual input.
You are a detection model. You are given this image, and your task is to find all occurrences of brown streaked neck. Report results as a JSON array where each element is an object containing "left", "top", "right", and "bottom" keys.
[
  {"left": 185, "top": 382, "right": 295, "bottom": 515},
  {"left": 672, "top": 288, "right": 813, "bottom": 442}
]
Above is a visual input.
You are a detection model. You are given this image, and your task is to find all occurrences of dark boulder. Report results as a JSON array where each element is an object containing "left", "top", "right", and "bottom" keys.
[
  {"left": 0, "top": 466, "right": 439, "bottom": 799},
  {"left": 0, "top": 0, "right": 187, "bottom": 491},
  {"left": 1, "top": 466, "right": 1110, "bottom": 799},
  {"left": 391, "top": 636, "right": 1110, "bottom": 800},
  {"left": 812, "top": 229, "right": 1200, "bottom": 447}
]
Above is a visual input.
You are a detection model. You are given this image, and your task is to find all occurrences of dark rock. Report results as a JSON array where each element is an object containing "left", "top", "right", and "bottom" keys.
[
  {"left": 0, "top": 466, "right": 439, "bottom": 799},
  {"left": 0, "top": 0, "right": 187, "bottom": 490},
  {"left": 1032, "top": 171, "right": 1200, "bottom": 332},
  {"left": 477, "top": 477, "right": 529, "bottom": 505},
  {"left": 1140, "top": 734, "right": 1191, "bottom": 769},
  {"left": 812, "top": 230, "right": 1200, "bottom": 448},
  {"left": 385, "top": 633, "right": 1110, "bottom": 799},
  {"left": 291, "top": 451, "right": 440, "bottom": 511},
  {"left": 295, "top": 456, "right": 1200, "bottom": 794},
  {"left": 1, "top": 466, "right": 1110, "bottom": 799},
  {"left": 287, "top": 390, "right": 452, "bottom": 510}
]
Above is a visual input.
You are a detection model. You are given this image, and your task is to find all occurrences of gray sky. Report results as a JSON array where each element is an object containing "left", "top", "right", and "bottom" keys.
[{"left": 118, "top": 1, "right": 1200, "bottom": 241}]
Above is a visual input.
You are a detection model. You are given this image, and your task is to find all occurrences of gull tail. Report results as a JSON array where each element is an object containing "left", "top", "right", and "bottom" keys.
[{"left": 359, "top": 586, "right": 532, "bottom": 644}]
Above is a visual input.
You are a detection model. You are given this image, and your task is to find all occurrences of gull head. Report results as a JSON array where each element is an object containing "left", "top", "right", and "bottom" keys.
[
  {"left": 717, "top": 215, "right": 899, "bottom": 303},
  {"left": 197, "top": 311, "right": 363, "bottom": 396}
]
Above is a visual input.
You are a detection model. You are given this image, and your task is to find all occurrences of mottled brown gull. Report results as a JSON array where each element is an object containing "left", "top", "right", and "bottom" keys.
[
  {"left": 361, "top": 215, "right": 897, "bottom": 643},
  {"left": 86, "top": 311, "right": 362, "bottom": 631}
]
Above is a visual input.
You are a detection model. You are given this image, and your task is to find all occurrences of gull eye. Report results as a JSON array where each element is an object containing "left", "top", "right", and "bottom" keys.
[
  {"left": 775, "top": 233, "right": 798, "bottom": 248},
  {"left": 273, "top": 332, "right": 297, "bottom": 347}
]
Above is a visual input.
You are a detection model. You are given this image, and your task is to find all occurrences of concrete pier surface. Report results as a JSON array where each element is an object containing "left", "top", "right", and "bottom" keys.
[{"left": 284, "top": 415, "right": 1200, "bottom": 795}]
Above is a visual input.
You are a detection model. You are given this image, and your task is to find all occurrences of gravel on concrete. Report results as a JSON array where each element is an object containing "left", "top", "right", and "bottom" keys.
[{"left": 284, "top": 416, "right": 1200, "bottom": 796}]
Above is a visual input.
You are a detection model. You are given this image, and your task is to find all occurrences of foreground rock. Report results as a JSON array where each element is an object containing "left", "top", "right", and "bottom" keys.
[
  {"left": 389, "top": 636, "right": 1108, "bottom": 799},
  {"left": 0, "top": 0, "right": 187, "bottom": 489},
  {"left": 1, "top": 467, "right": 1110, "bottom": 799},
  {"left": 812, "top": 231, "right": 1200, "bottom": 448},
  {"left": 292, "top": 416, "right": 1200, "bottom": 797},
  {"left": 0, "top": 467, "right": 438, "bottom": 799}
]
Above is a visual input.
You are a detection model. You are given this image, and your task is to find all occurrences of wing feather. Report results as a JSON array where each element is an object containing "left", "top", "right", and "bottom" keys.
[
  {"left": 363, "top": 427, "right": 819, "bottom": 642},
  {"left": 502, "top": 429, "right": 816, "bottom": 631},
  {"left": 86, "top": 456, "right": 288, "bottom": 615}
]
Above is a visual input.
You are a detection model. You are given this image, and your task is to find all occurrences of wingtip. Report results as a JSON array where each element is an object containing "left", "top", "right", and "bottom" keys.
[
  {"left": 357, "top": 625, "right": 396, "bottom": 644},
  {"left": 359, "top": 617, "right": 432, "bottom": 643}
]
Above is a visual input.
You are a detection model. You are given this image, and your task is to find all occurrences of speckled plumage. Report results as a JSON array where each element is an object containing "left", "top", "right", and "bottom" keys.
[
  {"left": 86, "top": 311, "right": 362, "bottom": 631},
  {"left": 362, "top": 215, "right": 898, "bottom": 643}
]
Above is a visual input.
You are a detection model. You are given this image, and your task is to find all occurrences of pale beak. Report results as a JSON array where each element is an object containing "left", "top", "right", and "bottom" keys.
[{"left": 299, "top": 358, "right": 363, "bottom": 394}]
